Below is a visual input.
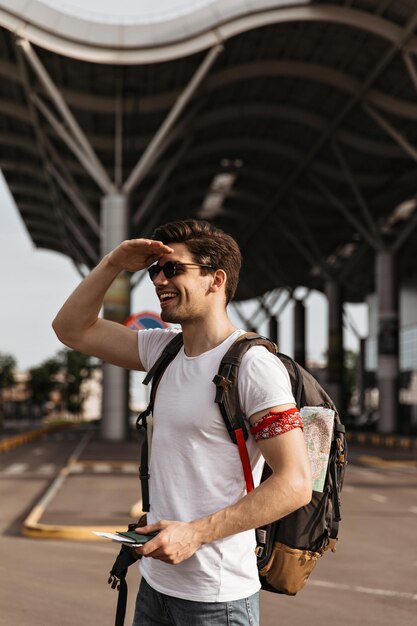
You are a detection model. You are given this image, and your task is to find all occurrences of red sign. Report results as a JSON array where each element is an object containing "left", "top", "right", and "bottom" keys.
[{"left": 124, "top": 311, "right": 168, "bottom": 330}]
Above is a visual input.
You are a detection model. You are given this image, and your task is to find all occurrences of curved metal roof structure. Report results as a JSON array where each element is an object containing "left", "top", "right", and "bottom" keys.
[{"left": 1, "top": 0, "right": 417, "bottom": 302}]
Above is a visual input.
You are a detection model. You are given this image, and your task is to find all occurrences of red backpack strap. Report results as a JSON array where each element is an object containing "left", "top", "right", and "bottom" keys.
[{"left": 235, "top": 427, "right": 255, "bottom": 493}]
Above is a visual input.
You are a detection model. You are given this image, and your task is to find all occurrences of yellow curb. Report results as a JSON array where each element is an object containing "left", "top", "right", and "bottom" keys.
[
  {"left": 346, "top": 432, "right": 416, "bottom": 449},
  {"left": 22, "top": 522, "right": 130, "bottom": 541},
  {"left": 358, "top": 454, "right": 417, "bottom": 469},
  {"left": 21, "top": 429, "right": 144, "bottom": 541},
  {"left": 0, "top": 423, "right": 73, "bottom": 454}
]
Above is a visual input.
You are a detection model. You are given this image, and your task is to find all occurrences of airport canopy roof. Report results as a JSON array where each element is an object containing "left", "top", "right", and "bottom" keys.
[{"left": 1, "top": 0, "right": 417, "bottom": 302}]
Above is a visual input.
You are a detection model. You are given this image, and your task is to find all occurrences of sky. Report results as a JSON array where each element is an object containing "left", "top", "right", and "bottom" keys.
[{"left": 0, "top": 0, "right": 368, "bottom": 374}]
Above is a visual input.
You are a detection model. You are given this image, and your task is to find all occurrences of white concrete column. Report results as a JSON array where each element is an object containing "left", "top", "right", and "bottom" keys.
[
  {"left": 100, "top": 193, "right": 130, "bottom": 441},
  {"left": 325, "top": 280, "right": 344, "bottom": 412},
  {"left": 376, "top": 250, "right": 399, "bottom": 433}
]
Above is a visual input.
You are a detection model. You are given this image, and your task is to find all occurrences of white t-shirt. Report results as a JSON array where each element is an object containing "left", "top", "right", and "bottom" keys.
[{"left": 137, "top": 328, "right": 294, "bottom": 602}]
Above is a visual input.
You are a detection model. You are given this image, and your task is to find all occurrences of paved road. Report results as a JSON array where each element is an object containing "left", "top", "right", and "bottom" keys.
[{"left": 0, "top": 429, "right": 416, "bottom": 626}]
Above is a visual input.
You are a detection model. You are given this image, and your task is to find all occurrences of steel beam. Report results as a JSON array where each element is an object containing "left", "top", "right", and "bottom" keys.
[
  {"left": 4, "top": 3, "right": 417, "bottom": 64},
  {"left": 42, "top": 133, "right": 100, "bottom": 232},
  {"left": 208, "top": 61, "right": 417, "bottom": 122},
  {"left": 123, "top": 44, "right": 223, "bottom": 195},
  {"left": 241, "top": 7, "right": 417, "bottom": 251},
  {"left": 186, "top": 137, "right": 388, "bottom": 186},
  {"left": 61, "top": 210, "right": 99, "bottom": 265},
  {"left": 392, "top": 203, "right": 417, "bottom": 253},
  {"left": 16, "top": 38, "right": 113, "bottom": 193},
  {"left": 32, "top": 94, "right": 112, "bottom": 194},
  {"left": 132, "top": 138, "right": 191, "bottom": 227},
  {"left": 178, "top": 102, "right": 404, "bottom": 158},
  {"left": 309, "top": 173, "right": 380, "bottom": 250},
  {"left": 52, "top": 200, "right": 90, "bottom": 267},
  {"left": 232, "top": 302, "right": 257, "bottom": 332},
  {"left": 271, "top": 290, "right": 293, "bottom": 318},
  {"left": 363, "top": 103, "right": 417, "bottom": 164},
  {"left": 13, "top": 37, "right": 76, "bottom": 263},
  {"left": 331, "top": 140, "right": 384, "bottom": 248},
  {"left": 289, "top": 196, "right": 333, "bottom": 280},
  {"left": 48, "top": 163, "right": 100, "bottom": 236},
  {"left": 402, "top": 51, "right": 417, "bottom": 95},
  {"left": 276, "top": 216, "right": 332, "bottom": 278}
]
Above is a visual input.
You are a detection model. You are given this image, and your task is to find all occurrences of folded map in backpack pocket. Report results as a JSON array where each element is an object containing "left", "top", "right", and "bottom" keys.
[{"left": 300, "top": 407, "right": 334, "bottom": 492}]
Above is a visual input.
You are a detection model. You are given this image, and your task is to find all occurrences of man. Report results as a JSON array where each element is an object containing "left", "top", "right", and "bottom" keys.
[{"left": 53, "top": 219, "right": 312, "bottom": 626}]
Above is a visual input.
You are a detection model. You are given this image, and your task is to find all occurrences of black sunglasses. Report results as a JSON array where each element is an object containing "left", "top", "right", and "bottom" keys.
[{"left": 148, "top": 261, "right": 216, "bottom": 282}]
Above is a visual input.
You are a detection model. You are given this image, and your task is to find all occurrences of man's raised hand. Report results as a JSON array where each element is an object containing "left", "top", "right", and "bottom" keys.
[{"left": 107, "top": 239, "right": 174, "bottom": 273}]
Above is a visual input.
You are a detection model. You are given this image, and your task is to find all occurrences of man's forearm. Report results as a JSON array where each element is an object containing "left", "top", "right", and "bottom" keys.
[
  {"left": 137, "top": 468, "right": 311, "bottom": 565},
  {"left": 194, "top": 470, "right": 311, "bottom": 546}
]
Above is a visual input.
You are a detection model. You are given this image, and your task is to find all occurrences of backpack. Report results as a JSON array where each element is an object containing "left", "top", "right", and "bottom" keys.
[{"left": 109, "top": 332, "right": 347, "bottom": 623}]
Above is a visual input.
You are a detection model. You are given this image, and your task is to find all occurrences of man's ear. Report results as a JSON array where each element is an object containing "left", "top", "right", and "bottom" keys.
[{"left": 208, "top": 269, "right": 227, "bottom": 294}]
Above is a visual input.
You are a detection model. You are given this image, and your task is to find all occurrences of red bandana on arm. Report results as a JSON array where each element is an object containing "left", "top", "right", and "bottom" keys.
[{"left": 250, "top": 407, "right": 303, "bottom": 441}]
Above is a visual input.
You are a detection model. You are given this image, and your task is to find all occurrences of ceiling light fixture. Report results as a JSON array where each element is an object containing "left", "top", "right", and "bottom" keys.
[{"left": 198, "top": 159, "right": 243, "bottom": 219}]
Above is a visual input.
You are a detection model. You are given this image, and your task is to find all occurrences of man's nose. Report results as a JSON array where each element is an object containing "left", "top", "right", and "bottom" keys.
[{"left": 153, "top": 269, "right": 168, "bottom": 285}]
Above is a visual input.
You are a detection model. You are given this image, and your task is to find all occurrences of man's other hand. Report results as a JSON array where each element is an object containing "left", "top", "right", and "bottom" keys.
[{"left": 134, "top": 520, "right": 202, "bottom": 564}]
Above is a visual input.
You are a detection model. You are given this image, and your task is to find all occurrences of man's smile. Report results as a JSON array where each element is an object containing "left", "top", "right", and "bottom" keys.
[{"left": 158, "top": 291, "right": 179, "bottom": 305}]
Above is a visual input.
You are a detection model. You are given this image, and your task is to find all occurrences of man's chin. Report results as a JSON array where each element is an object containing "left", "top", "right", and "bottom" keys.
[{"left": 160, "top": 309, "right": 180, "bottom": 324}]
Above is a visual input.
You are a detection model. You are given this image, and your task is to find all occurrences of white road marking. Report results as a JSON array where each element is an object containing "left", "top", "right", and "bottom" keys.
[
  {"left": 93, "top": 463, "right": 112, "bottom": 473},
  {"left": 38, "top": 464, "right": 56, "bottom": 475},
  {"left": 348, "top": 466, "right": 385, "bottom": 480},
  {"left": 309, "top": 579, "right": 417, "bottom": 600},
  {"left": 122, "top": 464, "right": 137, "bottom": 473},
  {"left": 32, "top": 448, "right": 45, "bottom": 456},
  {"left": 69, "top": 463, "right": 83, "bottom": 473},
  {"left": 3, "top": 463, "right": 27, "bottom": 475},
  {"left": 370, "top": 493, "right": 387, "bottom": 503}
]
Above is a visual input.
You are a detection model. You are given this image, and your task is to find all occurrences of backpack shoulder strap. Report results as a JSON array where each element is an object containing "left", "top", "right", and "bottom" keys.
[
  {"left": 136, "top": 332, "right": 184, "bottom": 512},
  {"left": 213, "top": 333, "right": 277, "bottom": 493},
  {"left": 213, "top": 332, "right": 277, "bottom": 439},
  {"left": 142, "top": 332, "right": 184, "bottom": 398},
  {"left": 275, "top": 352, "right": 304, "bottom": 408}
]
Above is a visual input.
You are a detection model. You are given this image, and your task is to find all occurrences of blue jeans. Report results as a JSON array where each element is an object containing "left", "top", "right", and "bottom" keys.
[{"left": 132, "top": 577, "right": 260, "bottom": 626}]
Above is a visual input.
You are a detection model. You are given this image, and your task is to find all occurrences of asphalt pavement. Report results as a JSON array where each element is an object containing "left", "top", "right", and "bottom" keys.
[
  {"left": 0, "top": 422, "right": 416, "bottom": 626},
  {"left": 12, "top": 423, "right": 417, "bottom": 541}
]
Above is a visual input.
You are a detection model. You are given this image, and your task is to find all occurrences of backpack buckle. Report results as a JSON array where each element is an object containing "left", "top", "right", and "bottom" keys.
[
  {"left": 255, "top": 545, "right": 265, "bottom": 558},
  {"left": 336, "top": 438, "right": 346, "bottom": 465},
  {"left": 213, "top": 374, "right": 232, "bottom": 390},
  {"left": 108, "top": 574, "right": 120, "bottom": 590}
]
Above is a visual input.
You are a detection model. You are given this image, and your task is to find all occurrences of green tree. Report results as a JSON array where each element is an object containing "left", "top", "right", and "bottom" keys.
[
  {"left": 0, "top": 353, "right": 16, "bottom": 423},
  {"left": 59, "top": 349, "right": 95, "bottom": 416},
  {"left": 27, "top": 350, "right": 96, "bottom": 417},
  {"left": 27, "top": 357, "right": 61, "bottom": 410}
]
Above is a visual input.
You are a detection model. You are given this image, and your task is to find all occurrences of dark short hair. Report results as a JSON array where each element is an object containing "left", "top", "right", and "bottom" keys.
[{"left": 151, "top": 219, "right": 242, "bottom": 303}]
